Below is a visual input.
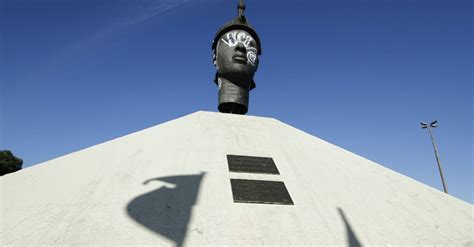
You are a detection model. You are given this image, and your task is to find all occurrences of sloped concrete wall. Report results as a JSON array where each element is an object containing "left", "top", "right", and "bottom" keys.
[{"left": 1, "top": 111, "right": 472, "bottom": 246}]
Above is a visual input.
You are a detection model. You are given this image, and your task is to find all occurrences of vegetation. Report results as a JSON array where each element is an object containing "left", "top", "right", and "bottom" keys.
[{"left": 0, "top": 150, "right": 23, "bottom": 176}]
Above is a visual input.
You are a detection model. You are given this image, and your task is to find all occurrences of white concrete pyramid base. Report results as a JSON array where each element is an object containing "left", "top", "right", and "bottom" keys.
[{"left": 1, "top": 111, "right": 472, "bottom": 246}]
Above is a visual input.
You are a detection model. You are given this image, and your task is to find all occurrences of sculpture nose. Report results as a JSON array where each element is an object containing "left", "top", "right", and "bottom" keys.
[{"left": 235, "top": 43, "right": 246, "bottom": 53}]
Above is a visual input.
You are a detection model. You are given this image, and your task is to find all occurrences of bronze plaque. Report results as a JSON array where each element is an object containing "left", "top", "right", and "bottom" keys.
[
  {"left": 227, "top": 155, "right": 279, "bottom": 174},
  {"left": 230, "top": 179, "right": 294, "bottom": 205}
]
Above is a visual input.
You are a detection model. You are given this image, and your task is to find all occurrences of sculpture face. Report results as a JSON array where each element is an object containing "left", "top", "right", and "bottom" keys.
[{"left": 215, "top": 29, "right": 259, "bottom": 85}]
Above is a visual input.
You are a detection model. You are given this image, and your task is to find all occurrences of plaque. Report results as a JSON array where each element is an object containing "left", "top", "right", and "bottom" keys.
[
  {"left": 227, "top": 155, "right": 279, "bottom": 174},
  {"left": 230, "top": 179, "right": 294, "bottom": 205}
]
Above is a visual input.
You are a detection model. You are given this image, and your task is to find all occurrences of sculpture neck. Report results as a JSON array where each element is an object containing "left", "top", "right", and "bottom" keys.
[{"left": 217, "top": 77, "right": 250, "bottom": 115}]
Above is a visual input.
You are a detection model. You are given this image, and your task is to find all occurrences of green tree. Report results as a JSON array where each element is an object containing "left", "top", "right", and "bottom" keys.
[{"left": 0, "top": 150, "right": 23, "bottom": 176}]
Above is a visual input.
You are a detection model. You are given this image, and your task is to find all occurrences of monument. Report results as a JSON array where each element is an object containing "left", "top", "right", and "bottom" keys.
[
  {"left": 1, "top": 1, "right": 472, "bottom": 246},
  {"left": 212, "top": 0, "right": 261, "bottom": 114}
]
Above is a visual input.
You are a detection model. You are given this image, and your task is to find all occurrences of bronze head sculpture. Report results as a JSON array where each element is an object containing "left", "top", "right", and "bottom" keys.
[{"left": 212, "top": 0, "right": 261, "bottom": 115}]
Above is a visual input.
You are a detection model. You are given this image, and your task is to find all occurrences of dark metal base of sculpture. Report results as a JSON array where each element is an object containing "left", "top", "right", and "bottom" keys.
[{"left": 218, "top": 79, "right": 249, "bottom": 114}]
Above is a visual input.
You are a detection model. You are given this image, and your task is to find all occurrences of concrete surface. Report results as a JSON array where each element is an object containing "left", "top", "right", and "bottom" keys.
[{"left": 1, "top": 111, "right": 473, "bottom": 246}]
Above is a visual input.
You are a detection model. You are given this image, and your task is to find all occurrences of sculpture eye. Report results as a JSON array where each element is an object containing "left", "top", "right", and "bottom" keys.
[
  {"left": 237, "top": 32, "right": 246, "bottom": 42},
  {"left": 224, "top": 32, "right": 238, "bottom": 47},
  {"left": 243, "top": 36, "right": 252, "bottom": 47}
]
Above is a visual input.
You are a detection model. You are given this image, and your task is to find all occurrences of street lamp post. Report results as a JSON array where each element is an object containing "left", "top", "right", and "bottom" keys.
[{"left": 420, "top": 120, "right": 448, "bottom": 194}]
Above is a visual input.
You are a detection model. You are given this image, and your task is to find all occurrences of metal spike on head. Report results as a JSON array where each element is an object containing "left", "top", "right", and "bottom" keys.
[{"left": 238, "top": 0, "right": 246, "bottom": 20}]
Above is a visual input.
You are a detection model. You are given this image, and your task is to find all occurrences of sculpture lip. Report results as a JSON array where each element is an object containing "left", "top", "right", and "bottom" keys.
[{"left": 232, "top": 54, "right": 247, "bottom": 63}]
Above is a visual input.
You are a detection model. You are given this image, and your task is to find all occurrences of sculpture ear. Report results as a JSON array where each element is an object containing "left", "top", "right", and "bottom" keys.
[{"left": 212, "top": 51, "right": 219, "bottom": 69}]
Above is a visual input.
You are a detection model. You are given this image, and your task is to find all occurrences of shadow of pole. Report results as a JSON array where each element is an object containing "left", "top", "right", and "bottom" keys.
[
  {"left": 337, "top": 207, "right": 363, "bottom": 247},
  {"left": 126, "top": 172, "right": 206, "bottom": 247}
]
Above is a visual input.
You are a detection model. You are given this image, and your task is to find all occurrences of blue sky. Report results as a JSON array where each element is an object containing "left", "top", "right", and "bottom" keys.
[{"left": 1, "top": 0, "right": 472, "bottom": 203}]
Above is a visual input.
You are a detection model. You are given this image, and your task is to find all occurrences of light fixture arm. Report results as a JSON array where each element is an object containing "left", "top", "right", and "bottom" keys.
[{"left": 422, "top": 121, "right": 448, "bottom": 193}]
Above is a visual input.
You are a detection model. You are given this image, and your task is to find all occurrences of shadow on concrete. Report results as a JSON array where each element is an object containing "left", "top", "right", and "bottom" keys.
[
  {"left": 337, "top": 207, "right": 363, "bottom": 247},
  {"left": 126, "top": 172, "right": 206, "bottom": 247}
]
